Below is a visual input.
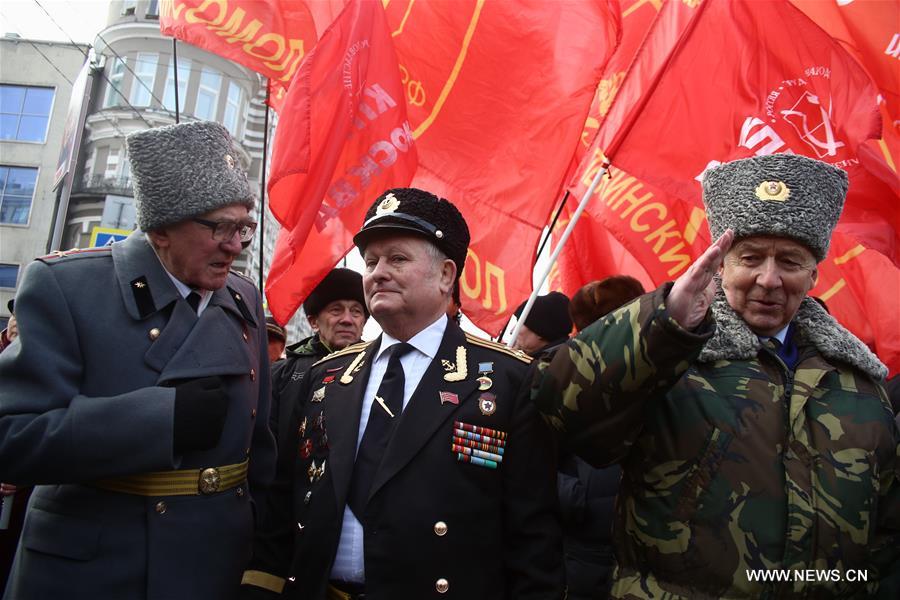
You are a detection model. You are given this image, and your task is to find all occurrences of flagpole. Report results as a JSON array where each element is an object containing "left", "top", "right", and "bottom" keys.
[
  {"left": 534, "top": 191, "right": 570, "bottom": 266},
  {"left": 172, "top": 39, "right": 180, "bottom": 123},
  {"left": 507, "top": 0, "right": 711, "bottom": 348},
  {"left": 508, "top": 161, "right": 609, "bottom": 347},
  {"left": 258, "top": 84, "right": 271, "bottom": 295}
]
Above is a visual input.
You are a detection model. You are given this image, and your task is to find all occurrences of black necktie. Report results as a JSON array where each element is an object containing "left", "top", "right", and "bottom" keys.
[
  {"left": 186, "top": 291, "right": 201, "bottom": 314},
  {"left": 347, "top": 342, "right": 414, "bottom": 519},
  {"left": 765, "top": 332, "right": 798, "bottom": 371}
]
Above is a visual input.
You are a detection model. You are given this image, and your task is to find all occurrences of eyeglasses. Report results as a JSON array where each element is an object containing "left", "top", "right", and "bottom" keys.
[{"left": 192, "top": 218, "right": 258, "bottom": 243}]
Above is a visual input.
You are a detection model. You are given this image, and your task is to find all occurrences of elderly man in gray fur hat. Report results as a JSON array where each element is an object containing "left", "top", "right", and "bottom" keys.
[
  {"left": 0, "top": 120, "right": 275, "bottom": 600},
  {"left": 531, "top": 153, "right": 900, "bottom": 598}
]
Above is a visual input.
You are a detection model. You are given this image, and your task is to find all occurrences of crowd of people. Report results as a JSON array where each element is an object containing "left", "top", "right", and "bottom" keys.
[{"left": 0, "top": 120, "right": 897, "bottom": 599}]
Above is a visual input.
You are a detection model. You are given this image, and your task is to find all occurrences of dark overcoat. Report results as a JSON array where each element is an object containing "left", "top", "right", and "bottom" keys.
[{"left": 0, "top": 232, "right": 275, "bottom": 600}]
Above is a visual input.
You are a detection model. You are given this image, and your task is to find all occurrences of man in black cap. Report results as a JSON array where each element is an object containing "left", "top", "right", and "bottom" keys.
[
  {"left": 241, "top": 188, "right": 564, "bottom": 599},
  {"left": 265, "top": 316, "right": 288, "bottom": 364},
  {"left": 512, "top": 291, "right": 573, "bottom": 357},
  {"left": 269, "top": 268, "right": 368, "bottom": 449}
]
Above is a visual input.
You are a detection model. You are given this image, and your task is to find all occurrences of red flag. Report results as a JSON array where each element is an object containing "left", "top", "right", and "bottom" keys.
[
  {"left": 585, "top": 0, "right": 896, "bottom": 262},
  {"left": 811, "top": 231, "right": 900, "bottom": 375},
  {"left": 159, "top": 0, "right": 319, "bottom": 88},
  {"left": 264, "top": 0, "right": 417, "bottom": 324},
  {"left": 383, "top": 0, "right": 620, "bottom": 334},
  {"left": 555, "top": 0, "right": 899, "bottom": 373}
]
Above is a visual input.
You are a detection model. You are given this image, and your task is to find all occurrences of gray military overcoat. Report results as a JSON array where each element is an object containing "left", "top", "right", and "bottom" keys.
[{"left": 0, "top": 232, "right": 276, "bottom": 599}]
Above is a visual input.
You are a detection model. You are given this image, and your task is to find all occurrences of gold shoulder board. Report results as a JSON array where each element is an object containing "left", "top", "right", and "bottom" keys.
[
  {"left": 312, "top": 340, "right": 373, "bottom": 367},
  {"left": 464, "top": 333, "right": 532, "bottom": 364}
]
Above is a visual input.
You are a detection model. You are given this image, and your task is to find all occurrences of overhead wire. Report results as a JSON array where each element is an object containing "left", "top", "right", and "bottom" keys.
[{"left": 30, "top": 0, "right": 155, "bottom": 129}]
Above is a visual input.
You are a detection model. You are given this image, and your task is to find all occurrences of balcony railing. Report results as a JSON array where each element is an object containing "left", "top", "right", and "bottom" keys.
[{"left": 77, "top": 174, "right": 133, "bottom": 196}]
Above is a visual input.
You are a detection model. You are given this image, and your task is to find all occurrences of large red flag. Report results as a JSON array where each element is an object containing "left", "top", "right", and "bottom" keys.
[
  {"left": 264, "top": 0, "right": 417, "bottom": 324},
  {"left": 586, "top": 0, "right": 896, "bottom": 262},
  {"left": 555, "top": 0, "right": 899, "bottom": 373},
  {"left": 383, "top": 0, "right": 620, "bottom": 334},
  {"left": 159, "top": 0, "right": 319, "bottom": 88}
]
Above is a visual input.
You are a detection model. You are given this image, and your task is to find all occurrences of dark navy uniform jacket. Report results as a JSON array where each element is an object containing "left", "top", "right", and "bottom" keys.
[
  {"left": 0, "top": 232, "right": 275, "bottom": 600},
  {"left": 244, "top": 318, "right": 563, "bottom": 599}
]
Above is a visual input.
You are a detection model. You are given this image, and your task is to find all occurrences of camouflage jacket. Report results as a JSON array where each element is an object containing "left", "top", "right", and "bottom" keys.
[{"left": 531, "top": 284, "right": 900, "bottom": 599}]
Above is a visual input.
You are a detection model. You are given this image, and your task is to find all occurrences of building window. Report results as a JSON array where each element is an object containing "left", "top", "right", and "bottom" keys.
[
  {"left": 0, "top": 85, "right": 54, "bottom": 143},
  {"left": 0, "top": 264, "right": 20, "bottom": 289},
  {"left": 130, "top": 52, "right": 158, "bottom": 107},
  {"left": 0, "top": 166, "right": 37, "bottom": 225},
  {"left": 122, "top": 0, "right": 137, "bottom": 15},
  {"left": 103, "top": 57, "right": 127, "bottom": 108},
  {"left": 223, "top": 82, "right": 243, "bottom": 136},
  {"left": 163, "top": 57, "right": 191, "bottom": 112},
  {"left": 194, "top": 67, "right": 221, "bottom": 120},
  {"left": 147, "top": 0, "right": 159, "bottom": 18}
]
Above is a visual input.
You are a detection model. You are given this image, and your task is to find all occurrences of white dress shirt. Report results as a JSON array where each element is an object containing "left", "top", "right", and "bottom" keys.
[{"left": 330, "top": 314, "right": 448, "bottom": 583}]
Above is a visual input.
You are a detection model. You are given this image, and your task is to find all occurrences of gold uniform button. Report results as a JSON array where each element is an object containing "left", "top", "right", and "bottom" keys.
[
  {"left": 235, "top": 293, "right": 242, "bottom": 301},
  {"left": 242, "top": 331, "right": 249, "bottom": 341},
  {"left": 251, "top": 409, "right": 257, "bottom": 418},
  {"left": 433, "top": 521, "right": 448, "bottom": 536},
  {"left": 148, "top": 328, "right": 161, "bottom": 341},
  {"left": 236, "top": 486, "right": 244, "bottom": 497},
  {"left": 250, "top": 369, "right": 256, "bottom": 381},
  {"left": 245, "top": 447, "right": 251, "bottom": 456},
  {"left": 155, "top": 501, "right": 167, "bottom": 514},
  {"left": 435, "top": 578, "right": 449, "bottom": 594}
]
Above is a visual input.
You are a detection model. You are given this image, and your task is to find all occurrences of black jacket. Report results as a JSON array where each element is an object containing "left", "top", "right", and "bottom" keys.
[
  {"left": 244, "top": 319, "right": 564, "bottom": 599},
  {"left": 558, "top": 455, "right": 620, "bottom": 599},
  {"left": 270, "top": 334, "right": 333, "bottom": 449}
]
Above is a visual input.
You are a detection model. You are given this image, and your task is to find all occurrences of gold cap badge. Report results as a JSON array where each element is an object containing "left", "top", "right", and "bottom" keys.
[
  {"left": 755, "top": 180, "right": 790, "bottom": 202},
  {"left": 376, "top": 192, "right": 400, "bottom": 215}
]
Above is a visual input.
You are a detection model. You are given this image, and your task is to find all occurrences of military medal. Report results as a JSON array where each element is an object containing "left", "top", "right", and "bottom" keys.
[
  {"left": 313, "top": 411, "right": 325, "bottom": 431},
  {"left": 476, "top": 361, "right": 494, "bottom": 391},
  {"left": 322, "top": 375, "right": 336, "bottom": 384},
  {"left": 478, "top": 392, "right": 497, "bottom": 416},
  {"left": 317, "top": 432, "right": 329, "bottom": 451},
  {"left": 304, "top": 491, "right": 312, "bottom": 504},
  {"left": 312, "top": 386, "right": 326, "bottom": 403},
  {"left": 307, "top": 460, "right": 318, "bottom": 482},
  {"left": 298, "top": 416, "right": 308, "bottom": 438},
  {"left": 299, "top": 438, "right": 313, "bottom": 459},
  {"left": 443, "top": 346, "right": 467, "bottom": 382}
]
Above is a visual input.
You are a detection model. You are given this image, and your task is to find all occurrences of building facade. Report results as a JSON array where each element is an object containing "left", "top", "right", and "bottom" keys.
[
  {"left": 71, "top": 0, "right": 310, "bottom": 342},
  {"left": 0, "top": 35, "right": 88, "bottom": 330}
]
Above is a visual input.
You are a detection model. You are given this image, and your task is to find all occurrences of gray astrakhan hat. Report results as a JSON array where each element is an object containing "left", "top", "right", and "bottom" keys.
[
  {"left": 126, "top": 120, "right": 254, "bottom": 232},
  {"left": 702, "top": 154, "right": 848, "bottom": 262}
]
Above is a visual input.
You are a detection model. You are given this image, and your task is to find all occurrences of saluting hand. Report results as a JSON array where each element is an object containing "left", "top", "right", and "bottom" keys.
[{"left": 667, "top": 229, "right": 733, "bottom": 331}]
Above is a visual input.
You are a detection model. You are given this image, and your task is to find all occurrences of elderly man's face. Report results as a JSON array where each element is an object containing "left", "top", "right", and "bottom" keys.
[
  {"left": 721, "top": 236, "right": 817, "bottom": 336},
  {"left": 309, "top": 300, "right": 366, "bottom": 351},
  {"left": 149, "top": 204, "right": 249, "bottom": 291},
  {"left": 363, "top": 235, "right": 454, "bottom": 338}
]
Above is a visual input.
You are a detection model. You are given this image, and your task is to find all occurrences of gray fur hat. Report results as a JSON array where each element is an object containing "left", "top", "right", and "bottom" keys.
[
  {"left": 126, "top": 121, "right": 255, "bottom": 231},
  {"left": 702, "top": 154, "right": 847, "bottom": 261}
]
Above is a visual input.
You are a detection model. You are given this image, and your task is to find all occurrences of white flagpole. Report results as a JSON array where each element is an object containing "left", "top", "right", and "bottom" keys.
[{"left": 508, "top": 160, "right": 610, "bottom": 348}]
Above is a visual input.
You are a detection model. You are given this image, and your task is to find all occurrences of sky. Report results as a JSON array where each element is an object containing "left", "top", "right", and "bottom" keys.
[{"left": 0, "top": 0, "right": 110, "bottom": 44}]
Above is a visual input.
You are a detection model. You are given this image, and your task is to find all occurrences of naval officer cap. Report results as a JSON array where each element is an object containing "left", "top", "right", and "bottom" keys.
[
  {"left": 702, "top": 154, "right": 847, "bottom": 262},
  {"left": 126, "top": 120, "right": 255, "bottom": 232},
  {"left": 353, "top": 188, "right": 471, "bottom": 276}
]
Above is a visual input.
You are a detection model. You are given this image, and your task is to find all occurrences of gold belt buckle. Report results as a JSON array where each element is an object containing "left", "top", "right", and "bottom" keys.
[{"left": 198, "top": 467, "right": 221, "bottom": 494}]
